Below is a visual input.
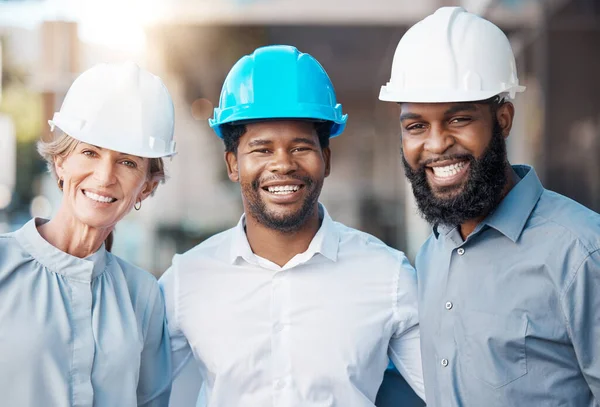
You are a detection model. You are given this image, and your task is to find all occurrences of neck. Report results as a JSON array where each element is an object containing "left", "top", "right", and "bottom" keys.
[
  {"left": 37, "top": 205, "right": 112, "bottom": 258},
  {"left": 244, "top": 205, "right": 322, "bottom": 267},
  {"left": 458, "top": 164, "right": 519, "bottom": 240}
]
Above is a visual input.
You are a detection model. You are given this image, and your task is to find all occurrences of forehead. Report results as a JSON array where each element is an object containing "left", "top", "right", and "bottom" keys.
[
  {"left": 241, "top": 120, "right": 317, "bottom": 142},
  {"left": 399, "top": 102, "right": 489, "bottom": 119}
]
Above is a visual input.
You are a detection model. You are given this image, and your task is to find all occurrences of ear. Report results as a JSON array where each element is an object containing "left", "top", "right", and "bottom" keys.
[
  {"left": 322, "top": 147, "right": 331, "bottom": 178},
  {"left": 224, "top": 151, "right": 239, "bottom": 183},
  {"left": 54, "top": 155, "right": 66, "bottom": 181},
  {"left": 496, "top": 102, "right": 515, "bottom": 139},
  {"left": 138, "top": 179, "right": 160, "bottom": 202}
]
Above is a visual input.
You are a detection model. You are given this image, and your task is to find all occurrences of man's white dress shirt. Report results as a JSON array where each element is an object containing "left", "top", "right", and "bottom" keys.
[{"left": 159, "top": 205, "right": 424, "bottom": 406}]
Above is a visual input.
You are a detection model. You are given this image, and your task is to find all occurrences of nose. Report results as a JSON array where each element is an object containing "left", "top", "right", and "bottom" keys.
[
  {"left": 268, "top": 149, "right": 298, "bottom": 174},
  {"left": 424, "top": 124, "right": 455, "bottom": 155},
  {"left": 93, "top": 157, "right": 118, "bottom": 186}
]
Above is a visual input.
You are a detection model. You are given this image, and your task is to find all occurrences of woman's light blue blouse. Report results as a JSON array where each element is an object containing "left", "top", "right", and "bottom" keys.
[{"left": 0, "top": 218, "right": 171, "bottom": 407}]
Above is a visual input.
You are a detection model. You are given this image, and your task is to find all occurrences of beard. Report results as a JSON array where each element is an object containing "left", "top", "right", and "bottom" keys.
[
  {"left": 402, "top": 120, "right": 509, "bottom": 227},
  {"left": 241, "top": 174, "right": 322, "bottom": 233}
]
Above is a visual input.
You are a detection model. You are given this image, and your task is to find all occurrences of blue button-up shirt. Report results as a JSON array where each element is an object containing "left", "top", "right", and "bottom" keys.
[
  {"left": 0, "top": 218, "right": 171, "bottom": 407},
  {"left": 417, "top": 165, "right": 600, "bottom": 407}
]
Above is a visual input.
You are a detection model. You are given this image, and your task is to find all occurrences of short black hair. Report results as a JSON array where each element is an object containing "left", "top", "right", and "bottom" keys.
[
  {"left": 479, "top": 94, "right": 507, "bottom": 116},
  {"left": 221, "top": 120, "right": 332, "bottom": 154}
]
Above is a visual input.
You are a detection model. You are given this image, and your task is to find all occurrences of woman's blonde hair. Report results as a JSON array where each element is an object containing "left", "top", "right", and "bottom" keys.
[{"left": 37, "top": 130, "right": 167, "bottom": 251}]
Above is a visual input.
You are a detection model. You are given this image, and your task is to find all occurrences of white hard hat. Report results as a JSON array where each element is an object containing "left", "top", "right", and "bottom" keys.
[
  {"left": 379, "top": 7, "right": 526, "bottom": 103},
  {"left": 48, "top": 62, "right": 176, "bottom": 158}
]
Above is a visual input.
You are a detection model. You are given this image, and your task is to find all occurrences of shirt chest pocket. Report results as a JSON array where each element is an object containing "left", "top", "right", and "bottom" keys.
[{"left": 456, "top": 309, "right": 528, "bottom": 389}]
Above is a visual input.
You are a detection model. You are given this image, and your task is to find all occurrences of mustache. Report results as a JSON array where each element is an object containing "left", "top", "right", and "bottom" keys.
[{"left": 251, "top": 174, "right": 313, "bottom": 190}]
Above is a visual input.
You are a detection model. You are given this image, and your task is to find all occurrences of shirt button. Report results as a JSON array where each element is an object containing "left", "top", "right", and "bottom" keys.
[
  {"left": 274, "top": 323, "right": 284, "bottom": 332},
  {"left": 441, "top": 358, "right": 449, "bottom": 367},
  {"left": 445, "top": 301, "right": 453, "bottom": 310},
  {"left": 274, "top": 379, "right": 286, "bottom": 390},
  {"left": 457, "top": 248, "right": 465, "bottom": 255}
]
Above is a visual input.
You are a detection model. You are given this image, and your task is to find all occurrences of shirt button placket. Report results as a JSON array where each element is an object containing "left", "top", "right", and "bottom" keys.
[
  {"left": 70, "top": 265, "right": 95, "bottom": 407},
  {"left": 271, "top": 272, "right": 291, "bottom": 404}
]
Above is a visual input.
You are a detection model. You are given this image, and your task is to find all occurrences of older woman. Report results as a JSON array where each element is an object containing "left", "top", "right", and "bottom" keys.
[{"left": 0, "top": 62, "right": 176, "bottom": 407}]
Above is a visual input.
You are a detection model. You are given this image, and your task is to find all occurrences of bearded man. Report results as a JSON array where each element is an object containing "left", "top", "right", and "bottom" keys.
[{"left": 379, "top": 7, "right": 600, "bottom": 407}]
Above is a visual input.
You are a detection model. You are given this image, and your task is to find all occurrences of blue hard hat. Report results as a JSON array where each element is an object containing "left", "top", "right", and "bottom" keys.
[{"left": 209, "top": 45, "right": 347, "bottom": 138}]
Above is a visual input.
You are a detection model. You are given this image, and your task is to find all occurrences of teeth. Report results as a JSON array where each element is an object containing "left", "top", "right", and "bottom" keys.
[
  {"left": 83, "top": 190, "right": 116, "bottom": 203},
  {"left": 432, "top": 162, "right": 467, "bottom": 178},
  {"left": 267, "top": 185, "right": 300, "bottom": 194}
]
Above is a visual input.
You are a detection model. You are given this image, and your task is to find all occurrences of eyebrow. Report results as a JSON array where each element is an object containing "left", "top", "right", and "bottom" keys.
[
  {"left": 247, "top": 137, "right": 318, "bottom": 147},
  {"left": 80, "top": 142, "right": 101, "bottom": 150},
  {"left": 443, "top": 103, "right": 478, "bottom": 116},
  {"left": 247, "top": 139, "right": 273, "bottom": 147},
  {"left": 81, "top": 143, "right": 142, "bottom": 161},
  {"left": 399, "top": 112, "right": 422, "bottom": 121},
  {"left": 400, "top": 103, "right": 480, "bottom": 122},
  {"left": 292, "top": 137, "right": 317, "bottom": 146}
]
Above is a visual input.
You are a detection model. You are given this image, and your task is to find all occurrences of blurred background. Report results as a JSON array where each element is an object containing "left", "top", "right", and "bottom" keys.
[
  {"left": 1, "top": 0, "right": 599, "bottom": 273},
  {"left": 1, "top": 0, "right": 598, "bottom": 405}
]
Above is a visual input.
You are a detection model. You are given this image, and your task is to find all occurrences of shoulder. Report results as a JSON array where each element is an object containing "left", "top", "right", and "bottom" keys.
[
  {"left": 108, "top": 253, "right": 162, "bottom": 302},
  {"left": 414, "top": 233, "right": 437, "bottom": 263},
  {"left": 0, "top": 229, "right": 22, "bottom": 252},
  {"left": 173, "top": 227, "right": 235, "bottom": 267},
  {"left": 0, "top": 227, "right": 37, "bottom": 277},
  {"left": 333, "top": 221, "right": 414, "bottom": 272},
  {"left": 530, "top": 189, "right": 600, "bottom": 253},
  {"left": 160, "top": 227, "right": 235, "bottom": 290}
]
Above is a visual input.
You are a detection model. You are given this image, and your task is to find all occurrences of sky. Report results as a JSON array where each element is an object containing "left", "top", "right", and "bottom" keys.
[{"left": 0, "top": 0, "right": 153, "bottom": 51}]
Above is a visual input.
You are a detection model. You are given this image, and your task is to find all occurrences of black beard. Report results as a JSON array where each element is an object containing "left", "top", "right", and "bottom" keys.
[
  {"left": 242, "top": 174, "right": 322, "bottom": 233},
  {"left": 402, "top": 120, "right": 508, "bottom": 227}
]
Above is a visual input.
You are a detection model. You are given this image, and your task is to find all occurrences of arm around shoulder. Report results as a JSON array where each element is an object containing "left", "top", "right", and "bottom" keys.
[
  {"left": 137, "top": 282, "right": 172, "bottom": 407},
  {"left": 388, "top": 254, "right": 425, "bottom": 401}
]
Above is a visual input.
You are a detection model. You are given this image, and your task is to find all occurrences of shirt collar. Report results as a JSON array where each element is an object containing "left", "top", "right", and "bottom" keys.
[
  {"left": 433, "top": 165, "right": 544, "bottom": 242},
  {"left": 482, "top": 165, "right": 544, "bottom": 242},
  {"left": 15, "top": 218, "right": 109, "bottom": 281},
  {"left": 228, "top": 203, "right": 340, "bottom": 266}
]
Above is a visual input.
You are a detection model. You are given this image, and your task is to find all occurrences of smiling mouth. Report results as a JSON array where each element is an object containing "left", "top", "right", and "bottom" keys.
[
  {"left": 82, "top": 190, "right": 117, "bottom": 203},
  {"left": 430, "top": 161, "right": 468, "bottom": 179},
  {"left": 262, "top": 185, "right": 304, "bottom": 195}
]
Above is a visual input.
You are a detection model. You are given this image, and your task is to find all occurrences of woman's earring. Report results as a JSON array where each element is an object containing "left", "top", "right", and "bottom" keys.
[
  {"left": 57, "top": 178, "right": 64, "bottom": 191},
  {"left": 134, "top": 200, "right": 142, "bottom": 211}
]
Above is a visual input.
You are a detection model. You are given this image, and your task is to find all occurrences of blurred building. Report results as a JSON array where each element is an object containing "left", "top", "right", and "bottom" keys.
[
  {"left": 138, "top": 0, "right": 600, "bottom": 272},
  {"left": 0, "top": 0, "right": 599, "bottom": 272},
  {"left": 0, "top": 0, "right": 598, "bottom": 405}
]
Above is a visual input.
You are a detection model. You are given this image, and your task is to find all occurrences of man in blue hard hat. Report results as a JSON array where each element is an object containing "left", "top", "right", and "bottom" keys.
[{"left": 160, "top": 45, "right": 425, "bottom": 406}]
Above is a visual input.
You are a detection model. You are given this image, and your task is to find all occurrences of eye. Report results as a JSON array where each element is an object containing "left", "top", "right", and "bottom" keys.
[
  {"left": 404, "top": 123, "right": 427, "bottom": 133},
  {"left": 121, "top": 160, "right": 137, "bottom": 168},
  {"left": 449, "top": 117, "right": 472, "bottom": 125},
  {"left": 292, "top": 147, "right": 312, "bottom": 153},
  {"left": 82, "top": 150, "right": 98, "bottom": 157},
  {"left": 251, "top": 149, "right": 270, "bottom": 154}
]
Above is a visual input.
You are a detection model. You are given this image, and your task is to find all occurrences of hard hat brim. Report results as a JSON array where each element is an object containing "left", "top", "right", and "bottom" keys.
[
  {"left": 378, "top": 85, "right": 526, "bottom": 104},
  {"left": 49, "top": 119, "right": 177, "bottom": 159},
  {"left": 210, "top": 103, "right": 347, "bottom": 139}
]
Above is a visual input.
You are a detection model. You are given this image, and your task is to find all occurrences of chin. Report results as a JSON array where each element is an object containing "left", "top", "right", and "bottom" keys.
[
  {"left": 268, "top": 206, "right": 307, "bottom": 220},
  {"left": 430, "top": 183, "right": 467, "bottom": 200},
  {"left": 73, "top": 209, "right": 120, "bottom": 230}
]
